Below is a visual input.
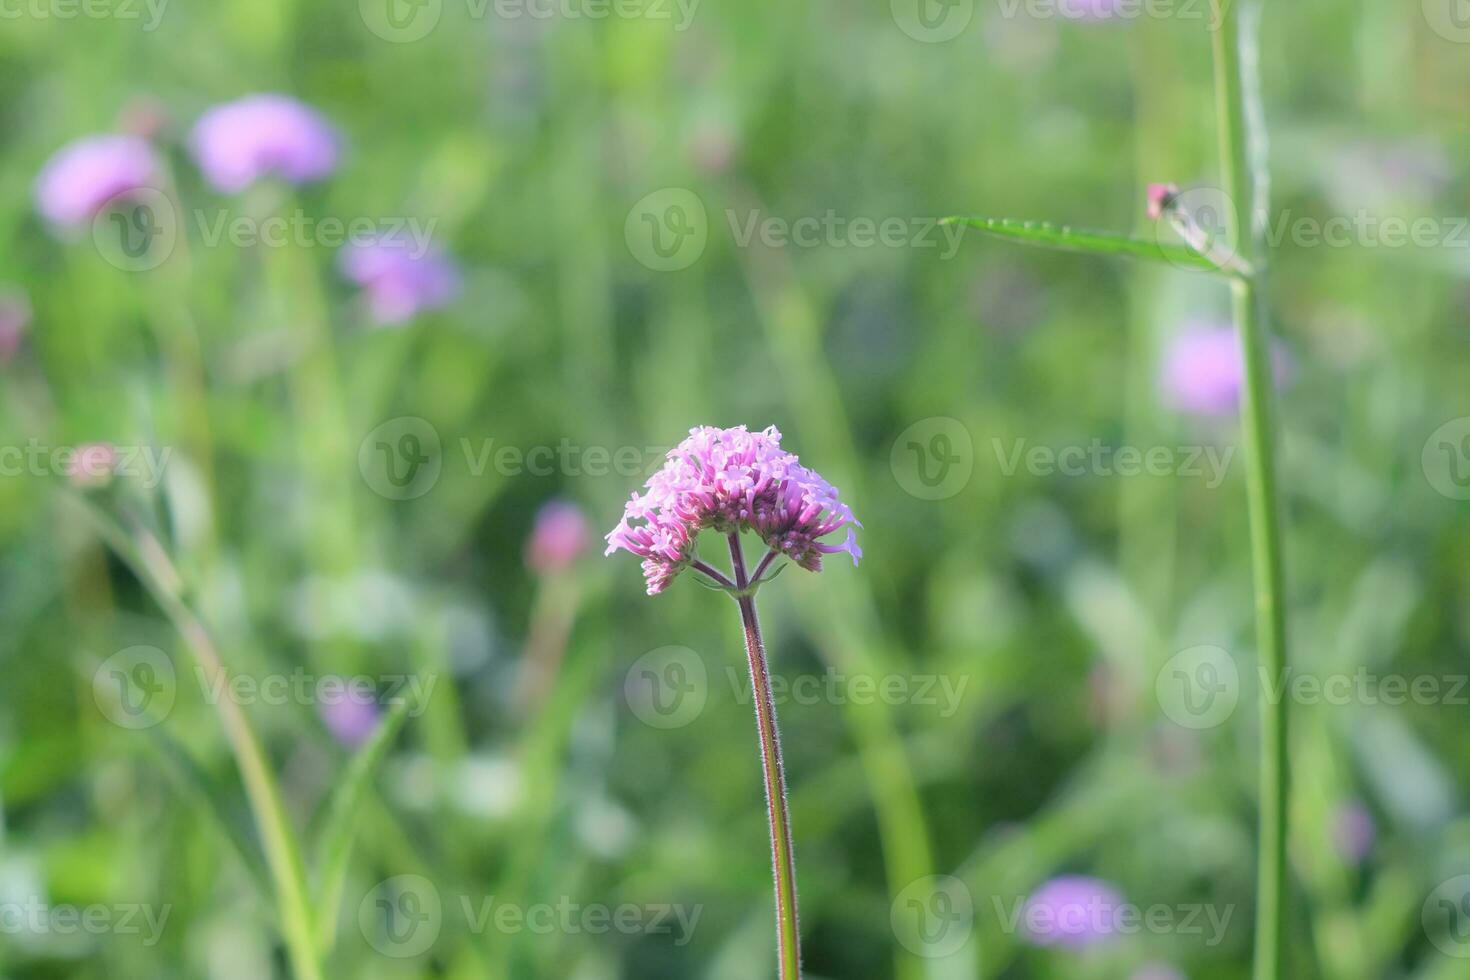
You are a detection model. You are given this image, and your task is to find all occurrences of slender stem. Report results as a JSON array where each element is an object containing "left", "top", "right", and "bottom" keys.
[
  {"left": 75, "top": 501, "right": 323, "bottom": 980},
  {"left": 691, "top": 558, "right": 737, "bottom": 591},
  {"left": 1209, "top": 4, "right": 1290, "bottom": 979},
  {"left": 728, "top": 534, "right": 802, "bottom": 979},
  {"left": 750, "top": 547, "right": 781, "bottom": 586}
]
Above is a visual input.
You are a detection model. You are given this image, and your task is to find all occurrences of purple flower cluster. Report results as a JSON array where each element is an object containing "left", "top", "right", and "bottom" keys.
[
  {"left": 36, "top": 94, "right": 461, "bottom": 326},
  {"left": 605, "top": 425, "right": 861, "bottom": 595}
]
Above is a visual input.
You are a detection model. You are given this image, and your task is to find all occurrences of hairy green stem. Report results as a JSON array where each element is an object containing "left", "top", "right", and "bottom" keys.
[
  {"left": 1209, "top": 3, "right": 1290, "bottom": 978},
  {"left": 729, "top": 534, "right": 802, "bottom": 979}
]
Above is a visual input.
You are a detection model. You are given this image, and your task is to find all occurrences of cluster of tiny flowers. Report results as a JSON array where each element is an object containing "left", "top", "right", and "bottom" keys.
[{"left": 605, "top": 425, "right": 861, "bottom": 595}]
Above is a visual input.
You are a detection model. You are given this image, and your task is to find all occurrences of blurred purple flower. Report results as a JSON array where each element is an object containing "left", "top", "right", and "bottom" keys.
[
  {"left": 190, "top": 94, "right": 339, "bottom": 193},
  {"left": 1023, "top": 875, "right": 1125, "bottom": 948},
  {"left": 339, "top": 238, "right": 460, "bottom": 325},
  {"left": 1160, "top": 322, "right": 1290, "bottom": 417},
  {"left": 1333, "top": 800, "right": 1376, "bottom": 864},
  {"left": 606, "top": 425, "right": 861, "bottom": 595},
  {"left": 526, "top": 499, "right": 590, "bottom": 575},
  {"left": 34, "top": 134, "right": 159, "bottom": 227},
  {"left": 320, "top": 689, "right": 382, "bottom": 749},
  {"left": 0, "top": 291, "right": 30, "bottom": 362}
]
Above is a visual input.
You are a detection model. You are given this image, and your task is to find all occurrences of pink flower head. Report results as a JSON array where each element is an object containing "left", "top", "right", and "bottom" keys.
[
  {"left": 1160, "top": 322, "right": 1291, "bottom": 417},
  {"left": 34, "top": 135, "right": 160, "bottom": 227},
  {"left": 527, "top": 499, "right": 590, "bottom": 575},
  {"left": 339, "top": 237, "right": 460, "bottom": 325},
  {"left": 605, "top": 425, "right": 861, "bottom": 595},
  {"left": 190, "top": 94, "right": 339, "bottom": 193},
  {"left": 1022, "top": 875, "right": 1125, "bottom": 948}
]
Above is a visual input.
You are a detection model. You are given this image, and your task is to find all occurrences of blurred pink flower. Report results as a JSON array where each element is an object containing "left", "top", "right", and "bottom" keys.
[
  {"left": 0, "top": 291, "right": 30, "bottom": 362},
  {"left": 339, "top": 237, "right": 460, "bottom": 325},
  {"left": 1022, "top": 875, "right": 1125, "bottom": 948},
  {"left": 34, "top": 135, "right": 159, "bottom": 227},
  {"left": 606, "top": 425, "right": 861, "bottom": 595},
  {"left": 1333, "top": 800, "right": 1376, "bottom": 864},
  {"left": 1160, "top": 322, "right": 1290, "bottom": 417},
  {"left": 190, "top": 94, "right": 339, "bottom": 193},
  {"left": 1146, "top": 182, "right": 1179, "bottom": 221},
  {"left": 526, "top": 500, "right": 590, "bottom": 575},
  {"left": 319, "top": 688, "right": 382, "bottom": 749},
  {"left": 67, "top": 442, "right": 117, "bottom": 488}
]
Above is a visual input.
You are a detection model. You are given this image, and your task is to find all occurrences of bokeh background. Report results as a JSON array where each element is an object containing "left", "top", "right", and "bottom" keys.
[{"left": 3, "top": 0, "right": 1470, "bottom": 977}]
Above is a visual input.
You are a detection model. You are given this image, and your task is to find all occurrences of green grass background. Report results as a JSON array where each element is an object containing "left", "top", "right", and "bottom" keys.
[{"left": 1, "top": 0, "right": 1469, "bottom": 977}]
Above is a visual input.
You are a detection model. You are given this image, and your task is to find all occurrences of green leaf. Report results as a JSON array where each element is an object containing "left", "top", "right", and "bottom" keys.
[
  {"left": 310, "top": 695, "right": 413, "bottom": 953},
  {"left": 941, "top": 216, "right": 1226, "bottom": 273},
  {"left": 146, "top": 726, "right": 273, "bottom": 895}
]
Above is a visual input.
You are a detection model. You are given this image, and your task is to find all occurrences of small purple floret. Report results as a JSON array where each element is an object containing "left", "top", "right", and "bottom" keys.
[{"left": 605, "top": 425, "right": 861, "bottom": 595}]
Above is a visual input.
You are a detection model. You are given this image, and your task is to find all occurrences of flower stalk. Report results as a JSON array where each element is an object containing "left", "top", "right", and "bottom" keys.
[
  {"left": 1208, "top": 3, "right": 1291, "bottom": 978},
  {"left": 728, "top": 533, "right": 802, "bottom": 979},
  {"left": 606, "top": 426, "right": 860, "bottom": 978}
]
